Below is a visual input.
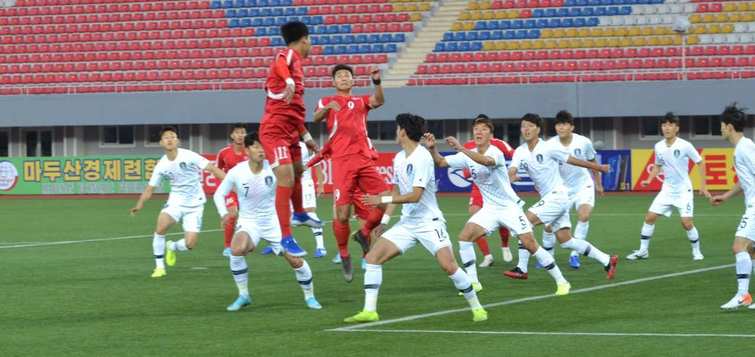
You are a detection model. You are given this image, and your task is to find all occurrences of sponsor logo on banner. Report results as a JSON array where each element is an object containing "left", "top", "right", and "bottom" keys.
[
  {"left": 447, "top": 167, "right": 472, "bottom": 189},
  {"left": 0, "top": 161, "right": 19, "bottom": 191}
]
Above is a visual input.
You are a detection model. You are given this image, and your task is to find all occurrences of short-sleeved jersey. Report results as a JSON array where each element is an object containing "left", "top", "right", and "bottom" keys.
[
  {"left": 148, "top": 148, "right": 209, "bottom": 207},
  {"left": 264, "top": 48, "right": 305, "bottom": 122},
  {"left": 214, "top": 161, "right": 277, "bottom": 221},
  {"left": 216, "top": 145, "right": 248, "bottom": 173},
  {"left": 445, "top": 145, "right": 522, "bottom": 209},
  {"left": 318, "top": 94, "right": 374, "bottom": 159},
  {"left": 550, "top": 134, "right": 597, "bottom": 190},
  {"left": 463, "top": 138, "right": 514, "bottom": 159},
  {"left": 299, "top": 141, "right": 313, "bottom": 182},
  {"left": 734, "top": 137, "right": 755, "bottom": 206},
  {"left": 392, "top": 145, "right": 444, "bottom": 223},
  {"left": 654, "top": 138, "right": 702, "bottom": 192},
  {"left": 511, "top": 139, "right": 570, "bottom": 196}
]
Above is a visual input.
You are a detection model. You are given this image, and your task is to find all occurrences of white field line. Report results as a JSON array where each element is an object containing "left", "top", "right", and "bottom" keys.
[{"left": 333, "top": 329, "right": 755, "bottom": 338}]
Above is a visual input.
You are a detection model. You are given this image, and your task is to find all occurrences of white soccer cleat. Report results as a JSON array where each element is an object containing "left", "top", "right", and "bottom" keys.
[
  {"left": 720, "top": 293, "right": 752, "bottom": 310},
  {"left": 692, "top": 251, "right": 704, "bottom": 261},
  {"left": 479, "top": 255, "right": 494, "bottom": 268},
  {"left": 502, "top": 247, "right": 513, "bottom": 262},
  {"left": 626, "top": 250, "right": 649, "bottom": 261}
]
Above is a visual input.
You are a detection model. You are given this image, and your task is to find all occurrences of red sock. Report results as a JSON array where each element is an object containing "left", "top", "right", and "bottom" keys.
[
  {"left": 333, "top": 220, "right": 351, "bottom": 258},
  {"left": 275, "top": 185, "right": 293, "bottom": 237},
  {"left": 359, "top": 206, "right": 385, "bottom": 238},
  {"left": 223, "top": 215, "right": 236, "bottom": 248},
  {"left": 291, "top": 178, "right": 304, "bottom": 214},
  {"left": 476, "top": 236, "right": 490, "bottom": 256},
  {"left": 499, "top": 228, "right": 510, "bottom": 247}
]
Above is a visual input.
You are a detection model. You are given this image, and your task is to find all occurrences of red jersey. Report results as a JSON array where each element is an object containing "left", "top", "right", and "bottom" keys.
[
  {"left": 216, "top": 144, "right": 248, "bottom": 173},
  {"left": 264, "top": 48, "right": 306, "bottom": 125},
  {"left": 318, "top": 94, "right": 376, "bottom": 159}
]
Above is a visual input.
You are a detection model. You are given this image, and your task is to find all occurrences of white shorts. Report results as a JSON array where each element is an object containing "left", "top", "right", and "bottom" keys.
[
  {"left": 162, "top": 204, "right": 203, "bottom": 233},
  {"left": 528, "top": 188, "right": 571, "bottom": 231},
  {"left": 301, "top": 177, "right": 317, "bottom": 209},
  {"left": 569, "top": 183, "right": 595, "bottom": 210},
  {"left": 648, "top": 188, "right": 694, "bottom": 218},
  {"left": 382, "top": 219, "right": 452, "bottom": 255},
  {"left": 235, "top": 217, "right": 283, "bottom": 254},
  {"left": 735, "top": 204, "right": 755, "bottom": 241},
  {"left": 469, "top": 205, "right": 533, "bottom": 236}
]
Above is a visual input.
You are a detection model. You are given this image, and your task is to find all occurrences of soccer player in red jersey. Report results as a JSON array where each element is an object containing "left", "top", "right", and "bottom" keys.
[
  {"left": 216, "top": 124, "right": 248, "bottom": 257},
  {"left": 462, "top": 114, "right": 514, "bottom": 267},
  {"left": 313, "top": 64, "right": 390, "bottom": 281},
  {"left": 259, "top": 21, "right": 320, "bottom": 257}
]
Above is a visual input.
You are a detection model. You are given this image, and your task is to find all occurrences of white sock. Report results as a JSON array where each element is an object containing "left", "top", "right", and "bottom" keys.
[
  {"left": 640, "top": 223, "right": 654, "bottom": 251},
  {"left": 572, "top": 221, "right": 589, "bottom": 257},
  {"left": 168, "top": 239, "right": 189, "bottom": 252},
  {"left": 449, "top": 268, "right": 482, "bottom": 309},
  {"left": 517, "top": 240, "right": 531, "bottom": 273},
  {"left": 686, "top": 226, "right": 700, "bottom": 252},
  {"left": 230, "top": 255, "right": 249, "bottom": 297},
  {"left": 294, "top": 260, "right": 314, "bottom": 300},
  {"left": 561, "top": 238, "right": 610, "bottom": 266},
  {"left": 459, "top": 241, "right": 479, "bottom": 284},
  {"left": 736, "top": 252, "right": 751, "bottom": 296},
  {"left": 364, "top": 263, "right": 382, "bottom": 312},
  {"left": 153, "top": 233, "right": 166, "bottom": 269},
  {"left": 542, "top": 230, "right": 556, "bottom": 257},
  {"left": 312, "top": 227, "right": 324, "bottom": 250},
  {"left": 534, "top": 247, "right": 567, "bottom": 284}
]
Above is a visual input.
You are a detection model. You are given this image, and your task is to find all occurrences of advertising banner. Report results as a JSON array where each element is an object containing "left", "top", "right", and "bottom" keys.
[{"left": 631, "top": 148, "right": 736, "bottom": 191}]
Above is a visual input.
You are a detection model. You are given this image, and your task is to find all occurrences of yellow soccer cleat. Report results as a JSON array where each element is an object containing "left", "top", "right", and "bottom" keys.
[
  {"left": 165, "top": 242, "right": 177, "bottom": 267},
  {"left": 344, "top": 310, "right": 379, "bottom": 323},
  {"left": 458, "top": 282, "right": 483, "bottom": 296},
  {"left": 472, "top": 308, "right": 488, "bottom": 322},
  {"left": 555, "top": 282, "right": 571, "bottom": 296},
  {"left": 151, "top": 267, "right": 166, "bottom": 278}
]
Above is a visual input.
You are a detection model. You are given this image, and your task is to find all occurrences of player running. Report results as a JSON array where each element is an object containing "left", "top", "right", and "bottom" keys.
[
  {"left": 214, "top": 133, "right": 321, "bottom": 312},
  {"left": 711, "top": 104, "right": 755, "bottom": 310},
  {"left": 259, "top": 21, "right": 321, "bottom": 257},
  {"left": 344, "top": 113, "right": 488, "bottom": 323},
  {"left": 627, "top": 113, "right": 710, "bottom": 261},
  {"left": 130, "top": 127, "right": 226, "bottom": 278},
  {"left": 216, "top": 124, "right": 248, "bottom": 257},
  {"left": 426, "top": 116, "right": 571, "bottom": 296},
  {"left": 505, "top": 114, "right": 618, "bottom": 282}
]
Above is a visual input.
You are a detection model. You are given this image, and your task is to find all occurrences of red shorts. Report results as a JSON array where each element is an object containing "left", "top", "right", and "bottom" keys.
[
  {"left": 469, "top": 185, "right": 483, "bottom": 208},
  {"left": 349, "top": 189, "right": 372, "bottom": 221},
  {"left": 332, "top": 155, "right": 389, "bottom": 206},
  {"left": 225, "top": 192, "right": 239, "bottom": 208},
  {"left": 259, "top": 115, "right": 301, "bottom": 168}
]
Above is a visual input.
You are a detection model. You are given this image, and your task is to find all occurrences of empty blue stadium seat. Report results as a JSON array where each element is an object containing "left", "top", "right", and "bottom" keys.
[
  {"left": 587, "top": 17, "right": 599, "bottom": 26},
  {"left": 261, "top": 8, "right": 272, "bottom": 17},
  {"left": 223, "top": 0, "right": 233, "bottom": 9},
  {"left": 380, "top": 34, "right": 392, "bottom": 42},
  {"left": 487, "top": 21, "right": 499, "bottom": 30},
  {"left": 525, "top": 19, "right": 536, "bottom": 28},
  {"left": 512, "top": 20, "right": 523, "bottom": 29},
  {"left": 237, "top": 8, "right": 248, "bottom": 17},
  {"left": 252, "top": 18, "right": 263, "bottom": 26},
  {"left": 249, "top": 8, "right": 260, "bottom": 16},
  {"left": 296, "top": 7, "right": 307, "bottom": 15},
  {"left": 229, "top": 18, "right": 240, "bottom": 27},
  {"left": 558, "top": 8, "right": 569, "bottom": 17},
  {"left": 549, "top": 18, "right": 561, "bottom": 27},
  {"left": 515, "top": 30, "right": 527, "bottom": 39},
  {"left": 607, "top": 6, "right": 619, "bottom": 15},
  {"left": 445, "top": 42, "right": 458, "bottom": 51},
  {"left": 344, "top": 35, "right": 356, "bottom": 44},
  {"left": 394, "top": 33, "right": 406, "bottom": 42},
  {"left": 347, "top": 45, "right": 358, "bottom": 54},
  {"left": 475, "top": 22, "right": 487, "bottom": 30},
  {"left": 620, "top": 6, "right": 631, "bottom": 15},
  {"left": 504, "top": 30, "right": 515, "bottom": 39},
  {"left": 466, "top": 32, "right": 478, "bottom": 41},
  {"left": 272, "top": 37, "right": 284, "bottom": 46},
  {"left": 500, "top": 20, "right": 511, "bottom": 29},
  {"left": 565, "top": 0, "right": 576, "bottom": 5},
  {"left": 588, "top": 0, "right": 601, "bottom": 5},
  {"left": 478, "top": 31, "right": 491, "bottom": 40},
  {"left": 537, "top": 19, "right": 549, "bottom": 28},
  {"left": 529, "top": 29, "right": 540, "bottom": 38},
  {"left": 470, "top": 42, "right": 482, "bottom": 51},
  {"left": 386, "top": 44, "right": 397, "bottom": 53},
  {"left": 569, "top": 8, "right": 582, "bottom": 16},
  {"left": 324, "top": 46, "right": 334, "bottom": 55},
  {"left": 459, "top": 42, "right": 470, "bottom": 51},
  {"left": 443, "top": 32, "right": 453, "bottom": 41},
  {"left": 272, "top": 8, "right": 284, "bottom": 16},
  {"left": 492, "top": 30, "right": 503, "bottom": 40},
  {"left": 533, "top": 9, "right": 545, "bottom": 17},
  {"left": 359, "top": 44, "right": 371, "bottom": 53},
  {"left": 575, "top": 18, "right": 586, "bottom": 27},
  {"left": 561, "top": 18, "right": 574, "bottom": 27},
  {"left": 595, "top": 7, "right": 607, "bottom": 16},
  {"left": 211, "top": 1, "right": 222, "bottom": 9},
  {"left": 434, "top": 43, "right": 445, "bottom": 52},
  {"left": 241, "top": 18, "right": 251, "bottom": 27},
  {"left": 233, "top": 0, "right": 244, "bottom": 7},
  {"left": 273, "top": 17, "right": 286, "bottom": 26},
  {"left": 583, "top": 7, "right": 594, "bottom": 16},
  {"left": 545, "top": 8, "right": 558, "bottom": 17},
  {"left": 453, "top": 32, "right": 465, "bottom": 41},
  {"left": 373, "top": 44, "right": 385, "bottom": 53}
]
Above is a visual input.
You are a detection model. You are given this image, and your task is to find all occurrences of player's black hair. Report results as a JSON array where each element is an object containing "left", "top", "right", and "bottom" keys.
[
  {"left": 281, "top": 21, "right": 309, "bottom": 45},
  {"left": 554, "top": 110, "right": 574, "bottom": 125},
  {"left": 473, "top": 114, "right": 494, "bottom": 132},
  {"left": 396, "top": 113, "right": 426, "bottom": 142},
  {"left": 521, "top": 113, "right": 542, "bottom": 128},
  {"left": 661, "top": 112, "right": 680, "bottom": 126},
  {"left": 331, "top": 64, "right": 354, "bottom": 78},
  {"left": 159, "top": 126, "right": 179, "bottom": 139},
  {"left": 244, "top": 132, "right": 261, "bottom": 147},
  {"left": 721, "top": 103, "right": 747, "bottom": 133},
  {"left": 229, "top": 123, "right": 247, "bottom": 135}
]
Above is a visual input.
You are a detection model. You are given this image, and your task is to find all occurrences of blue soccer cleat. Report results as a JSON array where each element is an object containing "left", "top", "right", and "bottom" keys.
[
  {"left": 314, "top": 248, "right": 327, "bottom": 258},
  {"left": 291, "top": 212, "right": 323, "bottom": 228},
  {"left": 222, "top": 247, "right": 232, "bottom": 257},
  {"left": 260, "top": 246, "right": 275, "bottom": 255},
  {"left": 569, "top": 254, "right": 581, "bottom": 269},
  {"left": 305, "top": 297, "right": 322, "bottom": 310},
  {"left": 281, "top": 235, "right": 307, "bottom": 257},
  {"left": 226, "top": 295, "right": 251, "bottom": 312}
]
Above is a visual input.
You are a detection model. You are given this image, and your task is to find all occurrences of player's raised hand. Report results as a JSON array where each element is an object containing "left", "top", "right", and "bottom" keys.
[
  {"left": 598, "top": 164, "right": 611, "bottom": 173},
  {"left": 445, "top": 136, "right": 462, "bottom": 151},
  {"left": 129, "top": 203, "right": 143, "bottom": 216},
  {"left": 361, "top": 194, "right": 381, "bottom": 207},
  {"left": 423, "top": 133, "right": 437, "bottom": 149},
  {"left": 305, "top": 139, "right": 319, "bottom": 154},
  {"left": 370, "top": 66, "right": 381, "bottom": 82}
]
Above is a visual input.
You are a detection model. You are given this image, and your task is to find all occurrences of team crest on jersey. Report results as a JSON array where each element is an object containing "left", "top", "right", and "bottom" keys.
[
  {"left": 264, "top": 176, "right": 274, "bottom": 186},
  {"left": 536, "top": 154, "right": 544, "bottom": 163},
  {"left": 406, "top": 163, "right": 414, "bottom": 175},
  {"left": 574, "top": 148, "right": 582, "bottom": 156},
  {"left": 179, "top": 162, "right": 188, "bottom": 170},
  {"left": 673, "top": 149, "right": 680, "bottom": 158}
]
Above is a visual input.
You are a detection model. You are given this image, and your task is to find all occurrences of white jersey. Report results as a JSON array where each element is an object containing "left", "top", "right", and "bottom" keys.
[
  {"left": 148, "top": 148, "right": 209, "bottom": 207},
  {"left": 654, "top": 138, "right": 702, "bottom": 193},
  {"left": 392, "top": 145, "right": 444, "bottom": 224},
  {"left": 445, "top": 145, "right": 522, "bottom": 208},
  {"left": 735, "top": 137, "right": 755, "bottom": 206},
  {"left": 511, "top": 138, "right": 570, "bottom": 197},
  {"left": 551, "top": 134, "right": 596, "bottom": 191},
  {"left": 214, "top": 161, "right": 277, "bottom": 221},
  {"left": 299, "top": 141, "right": 313, "bottom": 182}
]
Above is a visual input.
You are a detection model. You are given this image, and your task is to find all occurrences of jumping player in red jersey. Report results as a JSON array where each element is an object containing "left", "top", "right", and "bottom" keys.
[
  {"left": 462, "top": 115, "right": 514, "bottom": 267},
  {"left": 216, "top": 124, "right": 248, "bottom": 257},
  {"left": 259, "top": 21, "right": 321, "bottom": 257},
  {"left": 312, "top": 64, "right": 390, "bottom": 282}
]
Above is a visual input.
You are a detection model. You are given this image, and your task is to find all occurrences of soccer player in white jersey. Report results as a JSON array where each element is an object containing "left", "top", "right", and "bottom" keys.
[
  {"left": 426, "top": 116, "right": 571, "bottom": 296},
  {"left": 550, "top": 110, "right": 604, "bottom": 269},
  {"left": 213, "top": 133, "right": 321, "bottom": 311},
  {"left": 711, "top": 104, "right": 755, "bottom": 310},
  {"left": 627, "top": 113, "right": 710, "bottom": 261},
  {"left": 344, "top": 113, "right": 487, "bottom": 323},
  {"left": 504, "top": 114, "right": 618, "bottom": 282},
  {"left": 130, "top": 127, "right": 226, "bottom": 278}
]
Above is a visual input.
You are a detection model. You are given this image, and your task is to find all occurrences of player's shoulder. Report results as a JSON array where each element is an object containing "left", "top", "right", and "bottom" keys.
[
  {"left": 463, "top": 140, "right": 476, "bottom": 149},
  {"left": 573, "top": 133, "right": 591, "bottom": 144},
  {"left": 653, "top": 139, "right": 665, "bottom": 149},
  {"left": 484, "top": 143, "right": 503, "bottom": 156},
  {"left": 491, "top": 137, "right": 512, "bottom": 150}
]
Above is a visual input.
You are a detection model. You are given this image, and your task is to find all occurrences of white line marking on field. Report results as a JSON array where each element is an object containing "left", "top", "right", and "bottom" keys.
[
  {"left": 0, "top": 229, "right": 222, "bottom": 249},
  {"left": 337, "top": 329, "right": 755, "bottom": 338},
  {"left": 327, "top": 264, "right": 733, "bottom": 332}
]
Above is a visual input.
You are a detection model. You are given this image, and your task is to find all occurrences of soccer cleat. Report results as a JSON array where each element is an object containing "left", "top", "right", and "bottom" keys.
[
  {"left": 341, "top": 255, "right": 353, "bottom": 283},
  {"left": 626, "top": 250, "right": 649, "bottom": 261},
  {"left": 351, "top": 230, "right": 371, "bottom": 254},
  {"left": 165, "top": 242, "right": 177, "bottom": 267},
  {"left": 260, "top": 246, "right": 275, "bottom": 255},
  {"left": 458, "top": 282, "right": 483, "bottom": 296},
  {"left": 692, "top": 251, "right": 704, "bottom": 261},
  {"left": 555, "top": 282, "right": 571, "bottom": 296},
  {"left": 502, "top": 247, "right": 513, "bottom": 262},
  {"left": 226, "top": 295, "right": 252, "bottom": 312},
  {"left": 314, "top": 248, "right": 327, "bottom": 258},
  {"left": 305, "top": 297, "right": 322, "bottom": 310},
  {"left": 569, "top": 254, "right": 581, "bottom": 269},
  {"left": 222, "top": 247, "right": 232, "bottom": 257},
  {"left": 605, "top": 255, "right": 618, "bottom": 280},
  {"left": 479, "top": 255, "right": 494, "bottom": 268},
  {"left": 472, "top": 308, "right": 488, "bottom": 322},
  {"left": 749, "top": 301, "right": 755, "bottom": 310},
  {"left": 332, "top": 254, "right": 342, "bottom": 264},
  {"left": 291, "top": 212, "right": 323, "bottom": 228},
  {"left": 344, "top": 310, "right": 379, "bottom": 323},
  {"left": 503, "top": 267, "right": 528, "bottom": 280},
  {"left": 720, "top": 293, "right": 752, "bottom": 310},
  {"left": 281, "top": 235, "right": 307, "bottom": 257},
  {"left": 151, "top": 267, "right": 166, "bottom": 278}
]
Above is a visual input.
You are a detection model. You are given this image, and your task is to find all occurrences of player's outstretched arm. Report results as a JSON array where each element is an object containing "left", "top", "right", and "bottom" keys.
[
  {"left": 695, "top": 160, "right": 711, "bottom": 197},
  {"left": 130, "top": 185, "right": 155, "bottom": 216},
  {"left": 567, "top": 156, "right": 610, "bottom": 173},
  {"left": 446, "top": 136, "right": 496, "bottom": 166},
  {"left": 424, "top": 133, "right": 449, "bottom": 167},
  {"left": 368, "top": 67, "right": 384, "bottom": 109},
  {"left": 363, "top": 186, "right": 424, "bottom": 206},
  {"left": 205, "top": 163, "right": 226, "bottom": 181},
  {"left": 508, "top": 166, "right": 520, "bottom": 183},
  {"left": 710, "top": 182, "right": 742, "bottom": 206},
  {"left": 588, "top": 159, "right": 604, "bottom": 195}
]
